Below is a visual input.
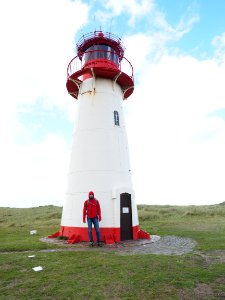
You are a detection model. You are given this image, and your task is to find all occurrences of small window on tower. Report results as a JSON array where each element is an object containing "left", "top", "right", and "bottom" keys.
[{"left": 114, "top": 111, "right": 120, "bottom": 126}]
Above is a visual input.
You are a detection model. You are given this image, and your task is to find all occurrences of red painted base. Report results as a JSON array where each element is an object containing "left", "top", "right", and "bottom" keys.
[{"left": 48, "top": 225, "right": 150, "bottom": 245}]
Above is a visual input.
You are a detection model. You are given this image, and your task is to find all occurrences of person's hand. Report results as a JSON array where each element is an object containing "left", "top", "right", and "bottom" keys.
[
  {"left": 99, "top": 216, "right": 102, "bottom": 222},
  {"left": 83, "top": 220, "right": 86, "bottom": 223}
]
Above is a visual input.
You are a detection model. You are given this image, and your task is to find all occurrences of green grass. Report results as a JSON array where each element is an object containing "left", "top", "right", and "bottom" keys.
[
  {"left": 0, "top": 206, "right": 61, "bottom": 252},
  {"left": 1, "top": 251, "right": 223, "bottom": 300},
  {"left": 139, "top": 203, "right": 225, "bottom": 251},
  {"left": 1, "top": 203, "right": 225, "bottom": 299}
]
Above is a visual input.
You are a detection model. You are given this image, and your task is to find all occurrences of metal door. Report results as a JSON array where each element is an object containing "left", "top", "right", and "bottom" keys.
[{"left": 120, "top": 193, "right": 133, "bottom": 240}]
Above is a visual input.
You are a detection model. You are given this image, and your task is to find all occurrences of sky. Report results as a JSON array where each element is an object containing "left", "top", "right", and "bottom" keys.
[{"left": 0, "top": 0, "right": 225, "bottom": 208}]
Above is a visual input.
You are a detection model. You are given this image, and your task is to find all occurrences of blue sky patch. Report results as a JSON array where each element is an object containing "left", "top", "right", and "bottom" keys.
[
  {"left": 208, "top": 108, "right": 225, "bottom": 121},
  {"left": 16, "top": 102, "right": 73, "bottom": 145}
]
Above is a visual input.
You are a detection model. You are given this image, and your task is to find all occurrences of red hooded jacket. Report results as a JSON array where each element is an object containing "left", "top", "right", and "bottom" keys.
[{"left": 83, "top": 191, "right": 101, "bottom": 222}]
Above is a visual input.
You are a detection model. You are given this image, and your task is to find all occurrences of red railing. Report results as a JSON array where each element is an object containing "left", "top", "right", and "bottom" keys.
[
  {"left": 76, "top": 31, "right": 125, "bottom": 53},
  {"left": 67, "top": 50, "right": 133, "bottom": 81}
]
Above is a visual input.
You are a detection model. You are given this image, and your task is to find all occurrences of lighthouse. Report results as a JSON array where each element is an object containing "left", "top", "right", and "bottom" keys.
[{"left": 50, "top": 31, "right": 150, "bottom": 244}]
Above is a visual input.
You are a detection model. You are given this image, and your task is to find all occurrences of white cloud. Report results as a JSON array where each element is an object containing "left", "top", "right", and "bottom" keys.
[
  {"left": 94, "top": 0, "right": 154, "bottom": 27},
  {"left": 0, "top": 0, "right": 89, "bottom": 207},
  {"left": 173, "top": 6, "right": 200, "bottom": 39},
  {"left": 151, "top": 10, "right": 199, "bottom": 41},
  {"left": 105, "top": 0, "right": 154, "bottom": 26},
  {"left": 0, "top": 0, "right": 89, "bottom": 108},
  {"left": 125, "top": 49, "right": 225, "bottom": 205},
  {"left": 122, "top": 5, "right": 200, "bottom": 73},
  {"left": 0, "top": 133, "right": 70, "bottom": 207},
  {"left": 212, "top": 32, "right": 225, "bottom": 63},
  {"left": 123, "top": 33, "right": 155, "bottom": 72}
]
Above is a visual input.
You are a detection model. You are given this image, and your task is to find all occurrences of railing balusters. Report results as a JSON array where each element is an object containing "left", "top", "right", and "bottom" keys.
[{"left": 67, "top": 51, "right": 133, "bottom": 81}]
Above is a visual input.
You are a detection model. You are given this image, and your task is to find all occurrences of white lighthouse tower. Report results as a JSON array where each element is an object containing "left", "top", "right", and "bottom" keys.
[{"left": 49, "top": 31, "right": 150, "bottom": 244}]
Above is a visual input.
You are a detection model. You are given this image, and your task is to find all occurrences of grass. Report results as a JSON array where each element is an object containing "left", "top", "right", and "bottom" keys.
[
  {"left": 1, "top": 203, "right": 225, "bottom": 299},
  {"left": 139, "top": 203, "right": 225, "bottom": 251},
  {"left": 0, "top": 206, "right": 61, "bottom": 252}
]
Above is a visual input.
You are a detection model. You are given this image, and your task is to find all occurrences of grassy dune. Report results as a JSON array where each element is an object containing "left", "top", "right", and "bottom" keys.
[{"left": 1, "top": 204, "right": 225, "bottom": 299}]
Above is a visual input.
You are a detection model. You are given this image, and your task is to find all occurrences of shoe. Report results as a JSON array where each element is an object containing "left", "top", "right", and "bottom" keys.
[
  {"left": 89, "top": 241, "right": 94, "bottom": 247},
  {"left": 97, "top": 242, "right": 103, "bottom": 247}
]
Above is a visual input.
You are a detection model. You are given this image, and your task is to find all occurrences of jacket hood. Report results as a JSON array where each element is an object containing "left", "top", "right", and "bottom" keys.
[{"left": 88, "top": 191, "right": 94, "bottom": 197}]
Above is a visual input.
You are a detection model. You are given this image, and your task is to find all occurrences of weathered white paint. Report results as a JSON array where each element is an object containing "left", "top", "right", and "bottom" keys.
[{"left": 61, "top": 77, "right": 139, "bottom": 228}]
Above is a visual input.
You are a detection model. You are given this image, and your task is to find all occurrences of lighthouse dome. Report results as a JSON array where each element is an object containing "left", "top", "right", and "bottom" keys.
[{"left": 66, "top": 31, "right": 134, "bottom": 99}]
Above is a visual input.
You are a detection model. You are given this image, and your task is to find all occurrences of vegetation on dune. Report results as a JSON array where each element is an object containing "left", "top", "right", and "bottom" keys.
[
  {"left": 1, "top": 203, "right": 225, "bottom": 299},
  {"left": 0, "top": 205, "right": 62, "bottom": 252},
  {"left": 138, "top": 203, "right": 225, "bottom": 252}
]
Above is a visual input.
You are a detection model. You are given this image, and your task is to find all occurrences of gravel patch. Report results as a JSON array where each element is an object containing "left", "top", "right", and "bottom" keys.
[
  {"left": 117, "top": 235, "right": 197, "bottom": 255},
  {"left": 39, "top": 235, "right": 197, "bottom": 256},
  {"left": 0, "top": 235, "right": 197, "bottom": 256}
]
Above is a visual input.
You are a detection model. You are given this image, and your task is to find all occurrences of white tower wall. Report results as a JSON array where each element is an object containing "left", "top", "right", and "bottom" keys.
[{"left": 61, "top": 78, "right": 139, "bottom": 229}]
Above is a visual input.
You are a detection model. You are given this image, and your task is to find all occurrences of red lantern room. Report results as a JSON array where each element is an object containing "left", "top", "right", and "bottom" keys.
[{"left": 66, "top": 31, "right": 134, "bottom": 100}]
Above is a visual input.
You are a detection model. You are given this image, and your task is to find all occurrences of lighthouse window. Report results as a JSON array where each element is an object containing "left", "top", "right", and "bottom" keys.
[
  {"left": 114, "top": 111, "right": 120, "bottom": 126},
  {"left": 84, "top": 44, "right": 119, "bottom": 65}
]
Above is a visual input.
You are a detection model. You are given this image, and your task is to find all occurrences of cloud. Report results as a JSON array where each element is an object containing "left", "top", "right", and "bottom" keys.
[
  {"left": 93, "top": 0, "right": 154, "bottom": 28},
  {"left": 125, "top": 50, "right": 225, "bottom": 205},
  {"left": 151, "top": 9, "right": 199, "bottom": 42},
  {"left": 0, "top": 0, "right": 89, "bottom": 106},
  {"left": 0, "top": 0, "right": 89, "bottom": 207},
  {"left": 123, "top": 33, "right": 155, "bottom": 72},
  {"left": 212, "top": 32, "right": 225, "bottom": 63},
  {"left": 104, "top": 0, "right": 154, "bottom": 26},
  {"left": 121, "top": 4, "right": 200, "bottom": 74},
  {"left": 0, "top": 133, "right": 70, "bottom": 207}
]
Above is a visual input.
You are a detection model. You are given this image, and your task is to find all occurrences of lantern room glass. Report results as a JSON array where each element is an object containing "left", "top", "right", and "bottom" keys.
[{"left": 84, "top": 44, "right": 119, "bottom": 65}]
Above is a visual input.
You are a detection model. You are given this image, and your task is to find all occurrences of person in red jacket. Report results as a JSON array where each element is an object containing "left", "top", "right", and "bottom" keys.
[{"left": 83, "top": 191, "right": 102, "bottom": 246}]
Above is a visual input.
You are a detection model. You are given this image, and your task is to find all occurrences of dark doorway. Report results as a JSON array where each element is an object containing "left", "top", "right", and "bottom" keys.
[{"left": 120, "top": 193, "right": 133, "bottom": 240}]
